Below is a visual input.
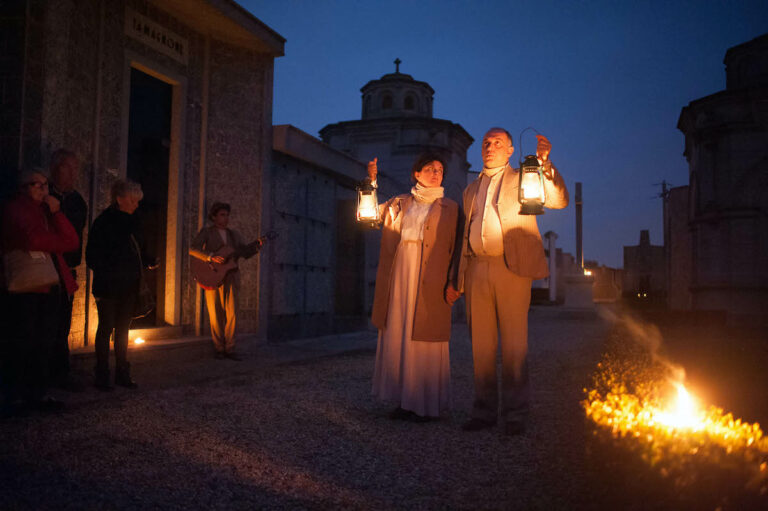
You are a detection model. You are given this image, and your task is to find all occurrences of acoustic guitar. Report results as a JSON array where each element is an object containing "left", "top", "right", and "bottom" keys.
[{"left": 191, "top": 231, "right": 277, "bottom": 290}]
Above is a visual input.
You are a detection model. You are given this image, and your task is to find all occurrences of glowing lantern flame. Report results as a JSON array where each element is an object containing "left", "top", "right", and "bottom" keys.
[{"left": 134, "top": 337, "right": 146, "bottom": 345}]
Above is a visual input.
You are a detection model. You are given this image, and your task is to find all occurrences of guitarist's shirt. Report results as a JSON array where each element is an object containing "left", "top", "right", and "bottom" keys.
[
  {"left": 217, "top": 228, "right": 228, "bottom": 245},
  {"left": 190, "top": 226, "right": 264, "bottom": 290},
  {"left": 190, "top": 225, "right": 247, "bottom": 272}
]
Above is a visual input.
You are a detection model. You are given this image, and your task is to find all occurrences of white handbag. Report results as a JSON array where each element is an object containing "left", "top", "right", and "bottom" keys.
[{"left": 3, "top": 250, "right": 60, "bottom": 292}]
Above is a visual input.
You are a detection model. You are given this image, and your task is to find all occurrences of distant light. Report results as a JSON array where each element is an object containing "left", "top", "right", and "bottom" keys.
[
  {"left": 134, "top": 338, "right": 146, "bottom": 345},
  {"left": 584, "top": 269, "right": 592, "bottom": 276}
]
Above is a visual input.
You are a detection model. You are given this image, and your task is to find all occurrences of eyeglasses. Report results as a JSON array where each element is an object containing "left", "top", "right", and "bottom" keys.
[{"left": 27, "top": 181, "right": 49, "bottom": 189}]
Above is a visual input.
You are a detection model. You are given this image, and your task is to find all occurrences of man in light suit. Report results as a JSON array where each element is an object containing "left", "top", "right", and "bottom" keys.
[{"left": 448, "top": 127, "right": 569, "bottom": 436}]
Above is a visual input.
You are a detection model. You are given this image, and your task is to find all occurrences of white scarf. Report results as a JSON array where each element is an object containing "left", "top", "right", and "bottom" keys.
[
  {"left": 411, "top": 183, "right": 444, "bottom": 203},
  {"left": 482, "top": 163, "right": 507, "bottom": 178}
]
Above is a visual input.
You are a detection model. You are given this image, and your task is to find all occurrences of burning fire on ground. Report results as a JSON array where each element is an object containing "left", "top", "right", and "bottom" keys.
[{"left": 582, "top": 317, "right": 768, "bottom": 507}]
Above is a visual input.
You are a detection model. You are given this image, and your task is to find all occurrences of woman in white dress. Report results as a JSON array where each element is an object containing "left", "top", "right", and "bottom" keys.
[{"left": 369, "top": 153, "right": 462, "bottom": 421}]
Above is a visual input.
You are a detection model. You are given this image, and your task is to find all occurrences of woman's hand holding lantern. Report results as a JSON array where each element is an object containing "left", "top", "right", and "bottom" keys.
[{"left": 367, "top": 157, "right": 378, "bottom": 183}]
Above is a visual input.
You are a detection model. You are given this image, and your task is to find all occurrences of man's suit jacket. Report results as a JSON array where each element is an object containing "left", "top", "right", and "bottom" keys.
[{"left": 457, "top": 164, "right": 568, "bottom": 291}]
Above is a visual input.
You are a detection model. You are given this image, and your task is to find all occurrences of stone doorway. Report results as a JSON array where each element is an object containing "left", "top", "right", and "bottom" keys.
[{"left": 126, "top": 67, "right": 171, "bottom": 327}]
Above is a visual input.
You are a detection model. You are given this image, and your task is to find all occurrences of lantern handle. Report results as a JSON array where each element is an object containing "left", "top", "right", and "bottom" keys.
[{"left": 518, "top": 126, "right": 544, "bottom": 165}]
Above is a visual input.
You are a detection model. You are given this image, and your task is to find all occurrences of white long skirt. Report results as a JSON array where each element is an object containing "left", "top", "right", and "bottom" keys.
[{"left": 372, "top": 240, "right": 451, "bottom": 417}]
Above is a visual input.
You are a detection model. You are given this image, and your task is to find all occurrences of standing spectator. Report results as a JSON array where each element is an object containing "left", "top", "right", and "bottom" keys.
[
  {"left": 48, "top": 149, "right": 87, "bottom": 391},
  {"left": 86, "top": 180, "right": 153, "bottom": 391},
  {"left": 1, "top": 170, "right": 78, "bottom": 416}
]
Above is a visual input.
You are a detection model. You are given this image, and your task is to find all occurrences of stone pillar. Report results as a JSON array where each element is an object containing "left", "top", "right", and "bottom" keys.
[
  {"left": 563, "top": 182, "right": 594, "bottom": 310},
  {"left": 575, "top": 182, "right": 583, "bottom": 269},
  {"left": 544, "top": 231, "right": 558, "bottom": 303}
]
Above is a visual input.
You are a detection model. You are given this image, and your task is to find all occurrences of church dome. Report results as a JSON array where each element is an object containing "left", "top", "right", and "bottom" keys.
[{"left": 360, "top": 59, "right": 434, "bottom": 120}]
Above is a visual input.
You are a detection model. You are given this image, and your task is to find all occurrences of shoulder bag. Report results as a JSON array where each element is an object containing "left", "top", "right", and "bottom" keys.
[{"left": 3, "top": 250, "right": 60, "bottom": 292}]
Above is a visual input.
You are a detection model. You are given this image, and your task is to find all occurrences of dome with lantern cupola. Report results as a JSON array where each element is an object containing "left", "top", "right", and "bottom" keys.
[{"left": 360, "top": 58, "right": 434, "bottom": 119}]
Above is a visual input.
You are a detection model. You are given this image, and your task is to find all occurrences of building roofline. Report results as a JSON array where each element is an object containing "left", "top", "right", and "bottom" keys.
[
  {"left": 724, "top": 32, "right": 768, "bottom": 63},
  {"left": 273, "top": 124, "right": 366, "bottom": 181},
  {"left": 218, "top": 0, "right": 286, "bottom": 44},
  {"left": 319, "top": 117, "right": 474, "bottom": 145},
  {"left": 156, "top": 0, "right": 285, "bottom": 56}
]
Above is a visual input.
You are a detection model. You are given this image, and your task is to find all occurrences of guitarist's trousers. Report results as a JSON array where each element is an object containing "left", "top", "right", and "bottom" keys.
[{"left": 204, "top": 275, "right": 238, "bottom": 353}]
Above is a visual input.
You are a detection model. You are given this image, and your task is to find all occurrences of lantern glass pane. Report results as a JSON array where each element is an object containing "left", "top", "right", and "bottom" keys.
[
  {"left": 521, "top": 171, "right": 543, "bottom": 200},
  {"left": 357, "top": 191, "right": 379, "bottom": 221}
]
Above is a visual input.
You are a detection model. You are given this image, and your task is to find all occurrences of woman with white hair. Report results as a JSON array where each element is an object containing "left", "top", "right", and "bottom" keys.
[
  {"left": 86, "top": 179, "right": 154, "bottom": 391},
  {"left": 1, "top": 169, "right": 78, "bottom": 415}
]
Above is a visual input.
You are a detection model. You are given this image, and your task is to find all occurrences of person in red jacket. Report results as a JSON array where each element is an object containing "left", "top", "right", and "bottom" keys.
[{"left": 1, "top": 169, "right": 78, "bottom": 416}]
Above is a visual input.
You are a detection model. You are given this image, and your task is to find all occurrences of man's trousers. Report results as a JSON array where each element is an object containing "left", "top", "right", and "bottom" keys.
[
  {"left": 204, "top": 276, "right": 238, "bottom": 354},
  {"left": 465, "top": 255, "right": 532, "bottom": 423}
]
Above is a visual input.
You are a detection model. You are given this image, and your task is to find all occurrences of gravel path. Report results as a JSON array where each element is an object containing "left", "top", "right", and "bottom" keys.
[{"left": 1, "top": 308, "right": 609, "bottom": 510}]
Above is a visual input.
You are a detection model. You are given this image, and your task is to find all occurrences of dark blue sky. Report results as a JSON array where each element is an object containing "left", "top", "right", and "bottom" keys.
[{"left": 242, "top": 0, "right": 766, "bottom": 268}]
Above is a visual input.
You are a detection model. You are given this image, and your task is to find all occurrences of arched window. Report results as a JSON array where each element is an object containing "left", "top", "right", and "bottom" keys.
[
  {"left": 382, "top": 94, "right": 393, "bottom": 110},
  {"left": 404, "top": 95, "right": 415, "bottom": 110}
]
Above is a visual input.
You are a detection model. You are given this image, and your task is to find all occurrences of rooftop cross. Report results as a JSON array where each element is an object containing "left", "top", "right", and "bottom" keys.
[{"left": 394, "top": 58, "right": 401, "bottom": 73}]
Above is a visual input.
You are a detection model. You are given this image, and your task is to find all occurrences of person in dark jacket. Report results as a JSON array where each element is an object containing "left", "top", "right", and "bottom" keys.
[
  {"left": 48, "top": 149, "right": 87, "bottom": 391},
  {"left": 86, "top": 180, "right": 153, "bottom": 391},
  {"left": 1, "top": 169, "right": 78, "bottom": 416}
]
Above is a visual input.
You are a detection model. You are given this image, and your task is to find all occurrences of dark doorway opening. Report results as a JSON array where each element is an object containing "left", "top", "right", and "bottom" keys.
[{"left": 126, "top": 67, "right": 171, "bottom": 327}]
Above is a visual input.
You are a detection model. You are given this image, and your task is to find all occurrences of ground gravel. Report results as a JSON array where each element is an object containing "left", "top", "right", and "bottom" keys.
[{"left": 1, "top": 308, "right": 609, "bottom": 510}]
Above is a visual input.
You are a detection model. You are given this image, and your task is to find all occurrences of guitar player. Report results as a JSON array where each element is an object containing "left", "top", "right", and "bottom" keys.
[{"left": 189, "top": 202, "right": 262, "bottom": 360}]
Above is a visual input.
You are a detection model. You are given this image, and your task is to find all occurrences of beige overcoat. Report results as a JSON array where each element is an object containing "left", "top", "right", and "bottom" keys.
[
  {"left": 457, "top": 164, "right": 569, "bottom": 291},
  {"left": 371, "top": 194, "right": 460, "bottom": 342}
]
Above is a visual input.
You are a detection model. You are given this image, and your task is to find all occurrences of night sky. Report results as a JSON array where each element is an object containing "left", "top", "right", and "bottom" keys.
[{"left": 243, "top": 0, "right": 766, "bottom": 268}]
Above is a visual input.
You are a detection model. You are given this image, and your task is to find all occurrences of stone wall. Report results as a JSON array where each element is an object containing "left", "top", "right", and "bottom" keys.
[
  {"left": 204, "top": 40, "right": 270, "bottom": 333},
  {"left": 666, "top": 185, "right": 692, "bottom": 310},
  {"left": 268, "top": 150, "right": 365, "bottom": 340},
  {"left": 678, "top": 33, "right": 768, "bottom": 325},
  {"left": 0, "top": 0, "right": 26, "bottom": 191},
  {"left": 4, "top": 0, "right": 279, "bottom": 347}
]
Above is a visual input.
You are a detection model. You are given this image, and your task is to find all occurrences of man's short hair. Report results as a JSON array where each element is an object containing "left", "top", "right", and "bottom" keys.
[
  {"left": 208, "top": 202, "right": 231, "bottom": 221},
  {"left": 50, "top": 149, "right": 76, "bottom": 171},
  {"left": 485, "top": 127, "right": 514, "bottom": 147},
  {"left": 110, "top": 179, "right": 143, "bottom": 204}
]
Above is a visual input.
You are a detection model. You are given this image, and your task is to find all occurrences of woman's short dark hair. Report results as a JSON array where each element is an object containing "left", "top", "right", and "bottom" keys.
[{"left": 410, "top": 153, "right": 447, "bottom": 184}]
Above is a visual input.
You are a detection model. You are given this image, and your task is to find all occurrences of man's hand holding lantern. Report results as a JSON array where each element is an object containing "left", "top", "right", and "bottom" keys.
[{"left": 536, "top": 134, "right": 553, "bottom": 178}]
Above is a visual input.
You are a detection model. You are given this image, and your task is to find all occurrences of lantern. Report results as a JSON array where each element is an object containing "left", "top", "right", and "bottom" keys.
[
  {"left": 518, "top": 154, "right": 546, "bottom": 215},
  {"left": 356, "top": 178, "right": 380, "bottom": 226}
]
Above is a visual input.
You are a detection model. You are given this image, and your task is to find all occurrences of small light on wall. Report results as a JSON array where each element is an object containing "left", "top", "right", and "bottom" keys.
[
  {"left": 584, "top": 269, "right": 592, "bottom": 276},
  {"left": 134, "top": 338, "right": 146, "bottom": 345}
]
